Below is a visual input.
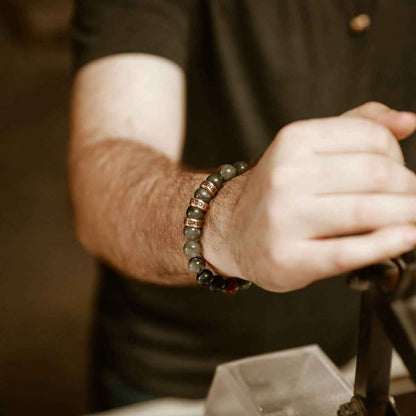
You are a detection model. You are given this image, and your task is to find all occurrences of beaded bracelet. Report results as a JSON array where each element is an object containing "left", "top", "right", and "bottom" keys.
[{"left": 182, "top": 161, "right": 253, "bottom": 295}]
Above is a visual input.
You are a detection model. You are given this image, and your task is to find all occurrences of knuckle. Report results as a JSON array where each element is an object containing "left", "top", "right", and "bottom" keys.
[
  {"left": 373, "top": 123, "right": 394, "bottom": 152},
  {"left": 363, "top": 120, "right": 401, "bottom": 162},
  {"left": 277, "top": 121, "right": 305, "bottom": 146},
  {"left": 379, "top": 129, "right": 406, "bottom": 164},
  {"left": 377, "top": 127, "right": 403, "bottom": 164},
  {"left": 357, "top": 119, "right": 391, "bottom": 152},
  {"left": 278, "top": 120, "right": 300, "bottom": 137},
  {"left": 391, "top": 140, "right": 405, "bottom": 164},
  {"left": 361, "top": 101, "right": 390, "bottom": 114}
]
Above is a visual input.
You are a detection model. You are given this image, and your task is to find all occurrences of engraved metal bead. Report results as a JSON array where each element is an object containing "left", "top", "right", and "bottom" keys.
[
  {"left": 184, "top": 217, "right": 204, "bottom": 228},
  {"left": 200, "top": 180, "right": 218, "bottom": 197},
  {"left": 190, "top": 197, "right": 209, "bottom": 211}
]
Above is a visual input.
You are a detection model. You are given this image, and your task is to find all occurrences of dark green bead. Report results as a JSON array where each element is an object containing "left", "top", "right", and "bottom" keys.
[
  {"left": 186, "top": 206, "right": 205, "bottom": 220},
  {"left": 206, "top": 173, "right": 224, "bottom": 189},
  {"left": 219, "top": 164, "right": 237, "bottom": 181},
  {"left": 236, "top": 278, "right": 252, "bottom": 290},
  {"left": 194, "top": 187, "right": 212, "bottom": 203},
  {"left": 209, "top": 275, "right": 226, "bottom": 292},
  {"left": 188, "top": 257, "right": 205, "bottom": 274},
  {"left": 183, "top": 240, "right": 201, "bottom": 258},
  {"left": 196, "top": 269, "right": 214, "bottom": 286},
  {"left": 183, "top": 226, "right": 201, "bottom": 241},
  {"left": 233, "top": 161, "right": 249, "bottom": 175}
]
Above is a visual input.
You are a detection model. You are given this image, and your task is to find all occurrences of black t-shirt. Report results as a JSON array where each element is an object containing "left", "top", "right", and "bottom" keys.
[{"left": 71, "top": 0, "right": 416, "bottom": 403}]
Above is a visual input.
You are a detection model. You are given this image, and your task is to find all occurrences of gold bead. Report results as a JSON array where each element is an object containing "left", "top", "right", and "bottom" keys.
[
  {"left": 190, "top": 197, "right": 209, "bottom": 211},
  {"left": 349, "top": 13, "right": 371, "bottom": 34},
  {"left": 200, "top": 180, "right": 218, "bottom": 197},
  {"left": 184, "top": 217, "right": 204, "bottom": 228}
]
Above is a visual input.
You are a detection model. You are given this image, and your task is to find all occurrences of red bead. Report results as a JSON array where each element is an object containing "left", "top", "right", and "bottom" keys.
[{"left": 223, "top": 278, "right": 239, "bottom": 295}]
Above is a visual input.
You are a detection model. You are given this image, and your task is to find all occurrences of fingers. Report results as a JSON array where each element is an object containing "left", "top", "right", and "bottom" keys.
[
  {"left": 294, "top": 153, "right": 416, "bottom": 195},
  {"left": 278, "top": 117, "right": 405, "bottom": 164},
  {"left": 260, "top": 102, "right": 416, "bottom": 292},
  {"left": 342, "top": 102, "right": 416, "bottom": 140},
  {"left": 302, "top": 194, "right": 416, "bottom": 238},
  {"left": 302, "top": 224, "right": 416, "bottom": 279}
]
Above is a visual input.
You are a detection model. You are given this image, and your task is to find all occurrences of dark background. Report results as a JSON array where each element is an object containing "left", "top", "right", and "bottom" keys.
[{"left": 0, "top": 1, "right": 95, "bottom": 414}]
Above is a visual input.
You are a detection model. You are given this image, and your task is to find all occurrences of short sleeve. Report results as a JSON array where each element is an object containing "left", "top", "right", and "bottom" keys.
[{"left": 70, "top": 0, "right": 196, "bottom": 74}]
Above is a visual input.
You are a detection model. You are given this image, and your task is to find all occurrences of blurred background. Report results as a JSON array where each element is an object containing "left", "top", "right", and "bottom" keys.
[{"left": 0, "top": 1, "right": 96, "bottom": 414}]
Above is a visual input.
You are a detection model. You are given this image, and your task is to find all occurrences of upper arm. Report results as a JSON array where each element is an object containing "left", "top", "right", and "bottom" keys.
[
  {"left": 69, "top": 0, "right": 196, "bottom": 162},
  {"left": 70, "top": 53, "right": 186, "bottom": 163}
]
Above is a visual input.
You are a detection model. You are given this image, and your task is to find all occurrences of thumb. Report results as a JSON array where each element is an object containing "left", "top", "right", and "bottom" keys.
[{"left": 342, "top": 101, "right": 416, "bottom": 140}]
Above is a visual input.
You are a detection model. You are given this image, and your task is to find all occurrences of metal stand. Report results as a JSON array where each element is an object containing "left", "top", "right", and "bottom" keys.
[{"left": 338, "top": 251, "right": 416, "bottom": 416}]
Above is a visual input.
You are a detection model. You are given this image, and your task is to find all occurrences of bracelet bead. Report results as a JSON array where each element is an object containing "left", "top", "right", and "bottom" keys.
[
  {"left": 183, "top": 240, "right": 201, "bottom": 258},
  {"left": 200, "top": 180, "right": 218, "bottom": 197},
  {"left": 194, "top": 187, "right": 213, "bottom": 203},
  {"left": 233, "top": 161, "right": 249, "bottom": 175},
  {"left": 184, "top": 217, "right": 204, "bottom": 228},
  {"left": 183, "top": 160, "right": 252, "bottom": 295},
  {"left": 188, "top": 256, "right": 205, "bottom": 274},
  {"left": 206, "top": 173, "right": 224, "bottom": 189},
  {"left": 219, "top": 164, "right": 237, "bottom": 181},
  {"left": 186, "top": 206, "right": 206, "bottom": 220},
  {"left": 190, "top": 197, "right": 209, "bottom": 211},
  {"left": 197, "top": 269, "right": 214, "bottom": 286},
  {"left": 223, "top": 278, "right": 239, "bottom": 295},
  {"left": 209, "top": 275, "right": 226, "bottom": 292},
  {"left": 183, "top": 226, "right": 201, "bottom": 241},
  {"left": 236, "top": 278, "right": 252, "bottom": 290}
]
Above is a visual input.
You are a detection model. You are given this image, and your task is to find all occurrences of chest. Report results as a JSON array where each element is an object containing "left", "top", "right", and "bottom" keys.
[{"left": 206, "top": 0, "right": 415, "bottom": 117}]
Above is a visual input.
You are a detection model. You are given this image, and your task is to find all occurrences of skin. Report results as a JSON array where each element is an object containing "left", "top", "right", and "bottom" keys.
[{"left": 69, "top": 53, "right": 416, "bottom": 292}]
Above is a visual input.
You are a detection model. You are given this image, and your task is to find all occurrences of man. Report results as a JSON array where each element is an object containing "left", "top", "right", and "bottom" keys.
[{"left": 69, "top": 0, "right": 416, "bottom": 411}]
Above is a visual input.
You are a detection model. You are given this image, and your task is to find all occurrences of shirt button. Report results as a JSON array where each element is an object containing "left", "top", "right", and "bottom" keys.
[{"left": 349, "top": 13, "right": 371, "bottom": 34}]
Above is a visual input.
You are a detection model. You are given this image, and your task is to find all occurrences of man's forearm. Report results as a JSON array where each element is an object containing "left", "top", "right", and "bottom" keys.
[{"left": 69, "top": 138, "right": 245, "bottom": 285}]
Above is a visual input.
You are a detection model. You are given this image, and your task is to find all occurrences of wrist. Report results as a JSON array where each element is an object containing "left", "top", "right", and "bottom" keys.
[{"left": 200, "top": 171, "right": 248, "bottom": 278}]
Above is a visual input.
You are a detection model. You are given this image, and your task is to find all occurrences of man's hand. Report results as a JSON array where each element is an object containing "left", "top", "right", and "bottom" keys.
[{"left": 203, "top": 102, "right": 416, "bottom": 292}]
